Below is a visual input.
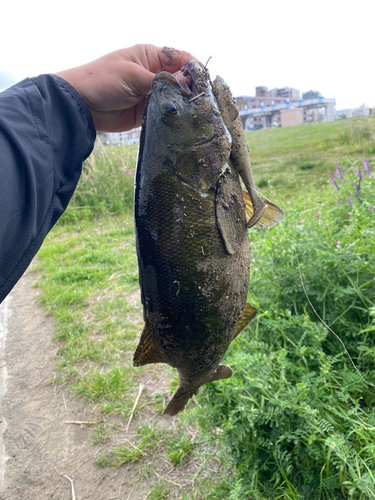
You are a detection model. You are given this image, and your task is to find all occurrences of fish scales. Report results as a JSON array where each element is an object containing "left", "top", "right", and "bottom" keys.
[{"left": 135, "top": 166, "right": 249, "bottom": 363}]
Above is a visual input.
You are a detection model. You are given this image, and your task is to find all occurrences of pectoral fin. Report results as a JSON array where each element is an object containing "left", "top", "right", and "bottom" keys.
[
  {"left": 234, "top": 302, "right": 257, "bottom": 338},
  {"left": 242, "top": 190, "right": 285, "bottom": 229},
  {"left": 216, "top": 170, "right": 248, "bottom": 255},
  {"left": 133, "top": 321, "right": 165, "bottom": 367}
]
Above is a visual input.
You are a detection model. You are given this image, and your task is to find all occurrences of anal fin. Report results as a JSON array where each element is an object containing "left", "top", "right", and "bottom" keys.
[
  {"left": 133, "top": 321, "right": 165, "bottom": 367},
  {"left": 234, "top": 302, "right": 257, "bottom": 338},
  {"left": 206, "top": 364, "right": 233, "bottom": 383}
]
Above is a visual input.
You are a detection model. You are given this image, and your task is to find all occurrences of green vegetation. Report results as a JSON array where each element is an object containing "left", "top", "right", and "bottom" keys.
[
  {"left": 35, "top": 116, "right": 375, "bottom": 498},
  {"left": 248, "top": 116, "right": 375, "bottom": 201}
]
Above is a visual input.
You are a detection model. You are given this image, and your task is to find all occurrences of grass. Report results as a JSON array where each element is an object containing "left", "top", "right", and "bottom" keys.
[
  {"left": 248, "top": 116, "right": 375, "bottom": 201},
  {"left": 33, "top": 115, "right": 375, "bottom": 499}
]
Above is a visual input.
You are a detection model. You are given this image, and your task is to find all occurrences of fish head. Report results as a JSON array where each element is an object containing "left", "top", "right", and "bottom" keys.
[
  {"left": 145, "top": 60, "right": 221, "bottom": 144},
  {"left": 139, "top": 61, "right": 231, "bottom": 191}
]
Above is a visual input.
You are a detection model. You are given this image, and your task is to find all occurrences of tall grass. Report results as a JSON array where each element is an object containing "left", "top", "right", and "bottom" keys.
[{"left": 62, "top": 142, "right": 138, "bottom": 223}]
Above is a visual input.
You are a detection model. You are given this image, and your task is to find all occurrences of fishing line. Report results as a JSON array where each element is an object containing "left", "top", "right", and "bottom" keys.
[{"left": 252, "top": 185, "right": 375, "bottom": 389}]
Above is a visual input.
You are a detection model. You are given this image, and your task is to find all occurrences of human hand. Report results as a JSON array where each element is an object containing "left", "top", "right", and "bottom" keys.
[{"left": 56, "top": 44, "right": 200, "bottom": 132}]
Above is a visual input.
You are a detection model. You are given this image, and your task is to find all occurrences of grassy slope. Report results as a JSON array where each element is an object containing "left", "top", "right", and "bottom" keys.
[
  {"left": 33, "top": 115, "right": 375, "bottom": 499},
  {"left": 248, "top": 116, "right": 375, "bottom": 200}
]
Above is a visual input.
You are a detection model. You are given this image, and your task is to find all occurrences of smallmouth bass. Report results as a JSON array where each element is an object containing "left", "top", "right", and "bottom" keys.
[{"left": 133, "top": 61, "right": 284, "bottom": 415}]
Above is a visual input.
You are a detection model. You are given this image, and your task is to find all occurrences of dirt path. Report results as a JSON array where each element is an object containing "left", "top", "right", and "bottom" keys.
[{"left": 0, "top": 271, "right": 150, "bottom": 500}]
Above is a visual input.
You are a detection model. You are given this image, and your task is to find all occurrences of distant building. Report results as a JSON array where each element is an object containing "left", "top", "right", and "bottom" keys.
[
  {"left": 335, "top": 105, "right": 370, "bottom": 120},
  {"left": 236, "top": 89, "right": 296, "bottom": 129},
  {"left": 255, "top": 86, "right": 300, "bottom": 100},
  {"left": 280, "top": 108, "right": 304, "bottom": 127},
  {"left": 272, "top": 86, "right": 300, "bottom": 100},
  {"left": 302, "top": 90, "right": 322, "bottom": 100},
  {"left": 236, "top": 86, "right": 335, "bottom": 129},
  {"left": 104, "top": 128, "right": 141, "bottom": 146}
]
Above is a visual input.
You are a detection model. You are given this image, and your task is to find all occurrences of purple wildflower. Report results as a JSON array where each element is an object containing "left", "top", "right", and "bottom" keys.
[
  {"left": 336, "top": 241, "right": 340, "bottom": 248},
  {"left": 330, "top": 172, "right": 339, "bottom": 190},
  {"left": 337, "top": 200, "right": 342, "bottom": 205},
  {"left": 336, "top": 164, "right": 343, "bottom": 180},
  {"left": 354, "top": 190, "right": 363, "bottom": 203},
  {"left": 299, "top": 220, "right": 304, "bottom": 224},
  {"left": 348, "top": 212, "right": 352, "bottom": 216},
  {"left": 317, "top": 211, "right": 321, "bottom": 218},
  {"left": 347, "top": 197, "right": 351, "bottom": 205},
  {"left": 244, "top": 391, "right": 247, "bottom": 396},
  {"left": 357, "top": 167, "right": 363, "bottom": 181},
  {"left": 166, "top": 394, "right": 171, "bottom": 400},
  {"left": 364, "top": 159, "right": 370, "bottom": 175}
]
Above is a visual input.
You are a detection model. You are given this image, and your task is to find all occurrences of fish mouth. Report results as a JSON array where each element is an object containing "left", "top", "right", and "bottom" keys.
[
  {"left": 180, "top": 60, "right": 209, "bottom": 96},
  {"left": 153, "top": 72, "right": 193, "bottom": 97},
  {"left": 181, "top": 60, "right": 217, "bottom": 108},
  {"left": 153, "top": 60, "right": 210, "bottom": 99}
]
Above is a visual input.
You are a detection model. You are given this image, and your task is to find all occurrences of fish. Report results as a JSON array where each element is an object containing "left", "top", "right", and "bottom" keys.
[{"left": 133, "top": 61, "right": 284, "bottom": 416}]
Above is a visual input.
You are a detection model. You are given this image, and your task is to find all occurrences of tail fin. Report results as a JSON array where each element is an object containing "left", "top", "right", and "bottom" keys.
[
  {"left": 164, "top": 365, "right": 233, "bottom": 416},
  {"left": 163, "top": 386, "right": 196, "bottom": 416}
]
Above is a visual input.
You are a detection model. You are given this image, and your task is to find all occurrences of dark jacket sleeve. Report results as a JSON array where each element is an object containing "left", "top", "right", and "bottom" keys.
[{"left": 0, "top": 74, "right": 96, "bottom": 303}]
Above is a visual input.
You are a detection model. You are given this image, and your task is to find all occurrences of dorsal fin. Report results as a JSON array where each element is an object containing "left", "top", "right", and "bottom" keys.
[
  {"left": 242, "top": 190, "right": 285, "bottom": 229},
  {"left": 234, "top": 302, "right": 257, "bottom": 338},
  {"left": 133, "top": 321, "right": 165, "bottom": 367}
]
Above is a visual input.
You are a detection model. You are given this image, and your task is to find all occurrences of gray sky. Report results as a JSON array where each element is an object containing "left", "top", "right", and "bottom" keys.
[{"left": 1, "top": 0, "right": 374, "bottom": 110}]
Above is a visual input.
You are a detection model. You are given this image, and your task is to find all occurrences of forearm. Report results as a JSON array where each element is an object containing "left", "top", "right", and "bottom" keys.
[{"left": 0, "top": 74, "right": 96, "bottom": 303}]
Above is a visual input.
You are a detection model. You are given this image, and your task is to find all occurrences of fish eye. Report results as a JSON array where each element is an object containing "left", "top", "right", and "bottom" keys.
[{"left": 163, "top": 102, "right": 178, "bottom": 116}]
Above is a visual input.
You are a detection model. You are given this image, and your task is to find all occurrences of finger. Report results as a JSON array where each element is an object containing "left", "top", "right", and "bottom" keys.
[
  {"left": 121, "top": 62, "right": 156, "bottom": 98},
  {"left": 157, "top": 46, "right": 202, "bottom": 73}
]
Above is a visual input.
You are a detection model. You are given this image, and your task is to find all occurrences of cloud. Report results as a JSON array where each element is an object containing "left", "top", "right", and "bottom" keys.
[{"left": 0, "top": 71, "right": 20, "bottom": 91}]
